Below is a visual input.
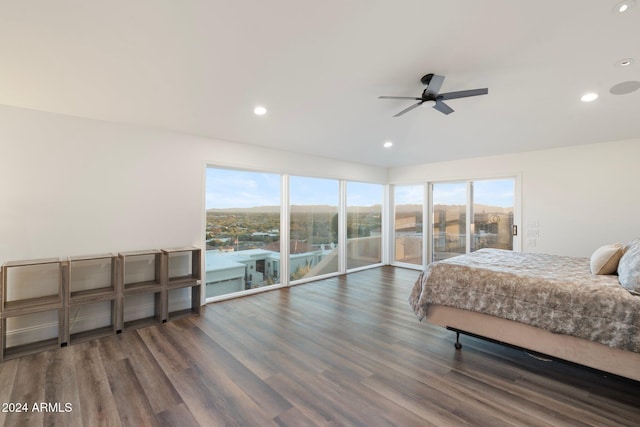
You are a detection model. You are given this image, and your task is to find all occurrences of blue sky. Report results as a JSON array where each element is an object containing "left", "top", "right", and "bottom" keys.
[
  {"left": 432, "top": 179, "right": 514, "bottom": 207},
  {"left": 290, "top": 176, "right": 339, "bottom": 206},
  {"left": 206, "top": 167, "right": 513, "bottom": 209},
  {"left": 347, "top": 182, "right": 384, "bottom": 207},
  {"left": 394, "top": 185, "right": 424, "bottom": 205},
  {"left": 206, "top": 168, "right": 281, "bottom": 209},
  {"left": 206, "top": 168, "right": 383, "bottom": 209},
  {"left": 472, "top": 179, "right": 514, "bottom": 208}
]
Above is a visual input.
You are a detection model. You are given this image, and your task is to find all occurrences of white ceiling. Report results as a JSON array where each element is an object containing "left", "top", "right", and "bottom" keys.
[{"left": 1, "top": 1, "right": 638, "bottom": 168}]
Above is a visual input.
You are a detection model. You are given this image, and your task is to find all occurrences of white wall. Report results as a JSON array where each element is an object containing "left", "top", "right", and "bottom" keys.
[
  {"left": 0, "top": 104, "right": 387, "bottom": 263},
  {"left": 388, "top": 138, "right": 640, "bottom": 257},
  {"left": 2, "top": 103, "right": 638, "bottom": 262}
]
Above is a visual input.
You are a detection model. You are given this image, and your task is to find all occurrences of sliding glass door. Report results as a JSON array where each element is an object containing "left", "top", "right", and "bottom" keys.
[
  {"left": 431, "top": 178, "right": 515, "bottom": 262},
  {"left": 471, "top": 179, "right": 515, "bottom": 252},
  {"left": 432, "top": 182, "right": 467, "bottom": 261},
  {"left": 394, "top": 185, "right": 424, "bottom": 265}
]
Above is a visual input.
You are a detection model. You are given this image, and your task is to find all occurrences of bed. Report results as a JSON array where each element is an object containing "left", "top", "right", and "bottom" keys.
[{"left": 409, "top": 245, "right": 640, "bottom": 381}]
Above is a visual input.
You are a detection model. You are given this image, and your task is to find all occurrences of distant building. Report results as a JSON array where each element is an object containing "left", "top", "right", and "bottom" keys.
[
  {"left": 205, "top": 249, "right": 278, "bottom": 297},
  {"left": 205, "top": 237, "right": 382, "bottom": 298},
  {"left": 205, "top": 240, "right": 333, "bottom": 298}
]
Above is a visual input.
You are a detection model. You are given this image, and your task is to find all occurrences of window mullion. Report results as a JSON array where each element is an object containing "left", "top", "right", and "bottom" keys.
[
  {"left": 467, "top": 181, "right": 473, "bottom": 254},
  {"left": 338, "top": 180, "right": 347, "bottom": 274},
  {"left": 281, "top": 174, "right": 290, "bottom": 287}
]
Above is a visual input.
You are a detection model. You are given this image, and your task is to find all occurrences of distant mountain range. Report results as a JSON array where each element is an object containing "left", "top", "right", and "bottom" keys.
[
  {"left": 468, "top": 204, "right": 513, "bottom": 214},
  {"left": 207, "top": 203, "right": 511, "bottom": 215}
]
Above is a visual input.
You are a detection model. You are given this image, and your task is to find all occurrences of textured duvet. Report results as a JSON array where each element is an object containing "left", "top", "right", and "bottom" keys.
[{"left": 409, "top": 249, "right": 640, "bottom": 353}]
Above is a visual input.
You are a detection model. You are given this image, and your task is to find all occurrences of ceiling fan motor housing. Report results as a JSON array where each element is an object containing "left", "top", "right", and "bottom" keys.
[{"left": 421, "top": 73, "right": 434, "bottom": 85}]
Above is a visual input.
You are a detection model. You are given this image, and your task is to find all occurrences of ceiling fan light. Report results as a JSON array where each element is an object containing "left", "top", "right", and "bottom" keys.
[{"left": 580, "top": 92, "right": 599, "bottom": 102}]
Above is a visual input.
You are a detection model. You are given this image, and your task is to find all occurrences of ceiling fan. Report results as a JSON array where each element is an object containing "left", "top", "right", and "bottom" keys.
[{"left": 379, "top": 73, "right": 488, "bottom": 117}]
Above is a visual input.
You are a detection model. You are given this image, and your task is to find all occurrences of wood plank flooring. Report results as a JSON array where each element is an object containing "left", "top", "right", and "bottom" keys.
[{"left": 1, "top": 266, "right": 639, "bottom": 426}]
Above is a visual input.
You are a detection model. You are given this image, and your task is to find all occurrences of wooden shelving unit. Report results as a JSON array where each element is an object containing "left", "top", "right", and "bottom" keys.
[
  {"left": 162, "top": 247, "right": 202, "bottom": 321},
  {"left": 1, "top": 258, "right": 65, "bottom": 361},
  {"left": 118, "top": 250, "right": 164, "bottom": 332},
  {"left": 0, "top": 247, "right": 202, "bottom": 361},
  {"left": 67, "top": 254, "right": 117, "bottom": 344}
]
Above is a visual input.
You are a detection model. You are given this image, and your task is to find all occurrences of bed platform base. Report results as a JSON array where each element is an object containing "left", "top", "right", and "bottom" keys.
[
  {"left": 425, "top": 304, "right": 640, "bottom": 382},
  {"left": 449, "top": 326, "right": 582, "bottom": 364}
]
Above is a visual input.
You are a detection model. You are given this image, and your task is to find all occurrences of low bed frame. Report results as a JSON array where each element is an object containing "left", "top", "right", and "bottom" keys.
[{"left": 426, "top": 304, "right": 640, "bottom": 382}]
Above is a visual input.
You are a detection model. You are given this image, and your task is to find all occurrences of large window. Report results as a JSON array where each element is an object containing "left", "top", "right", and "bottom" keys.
[
  {"left": 394, "top": 185, "right": 424, "bottom": 265},
  {"left": 205, "top": 167, "right": 516, "bottom": 294},
  {"left": 206, "top": 167, "right": 386, "bottom": 297},
  {"left": 205, "top": 168, "right": 281, "bottom": 298},
  {"left": 346, "top": 182, "right": 383, "bottom": 270},
  {"left": 289, "top": 176, "right": 339, "bottom": 282}
]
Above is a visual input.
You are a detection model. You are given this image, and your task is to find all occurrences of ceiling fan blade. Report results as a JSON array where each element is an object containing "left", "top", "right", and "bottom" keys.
[
  {"left": 433, "top": 99, "right": 454, "bottom": 115},
  {"left": 439, "top": 88, "right": 488, "bottom": 100},
  {"left": 379, "top": 96, "right": 422, "bottom": 100},
  {"left": 393, "top": 101, "right": 423, "bottom": 117},
  {"left": 424, "top": 74, "right": 445, "bottom": 97}
]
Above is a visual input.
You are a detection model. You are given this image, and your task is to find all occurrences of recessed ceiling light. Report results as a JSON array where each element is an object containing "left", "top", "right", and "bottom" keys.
[
  {"left": 616, "top": 58, "right": 635, "bottom": 67},
  {"left": 254, "top": 106, "right": 267, "bottom": 116},
  {"left": 383, "top": 141, "right": 393, "bottom": 148},
  {"left": 615, "top": 0, "right": 636, "bottom": 12},
  {"left": 580, "top": 92, "right": 599, "bottom": 102}
]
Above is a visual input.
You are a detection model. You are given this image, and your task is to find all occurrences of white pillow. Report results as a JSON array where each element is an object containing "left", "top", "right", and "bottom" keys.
[
  {"left": 618, "top": 238, "right": 640, "bottom": 294},
  {"left": 590, "top": 243, "right": 624, "bottom": 275}
]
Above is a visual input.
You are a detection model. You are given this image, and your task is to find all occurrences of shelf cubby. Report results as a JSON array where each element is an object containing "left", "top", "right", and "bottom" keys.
[
  {"left": 68, "top": 299, "right": 116, "bottom": 344},
  {"left": 119, "top": 250, "right": 163, "bottom": 294},
  {"left": 122, "top": 290, "right": 163, "bottom": 331},
  {"left": 68, "top": 253, "right": 117, "bottom": 301},
  {"left": 2, "top": 308, "right": 63, "bottom": 360},
  {"left": 1, "top": 258, "right": 64, "bottom": 316},
  {"left": 167, "top": 284, "right": 201, "bottom": 322},
  {"left": 163, "top": 247, "right": 201, "bottom": 289}
]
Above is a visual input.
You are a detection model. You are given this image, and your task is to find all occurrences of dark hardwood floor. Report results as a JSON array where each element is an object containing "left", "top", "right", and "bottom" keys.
[{"left": 1, "top": 266, "right": 639, "bottom": 426}]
